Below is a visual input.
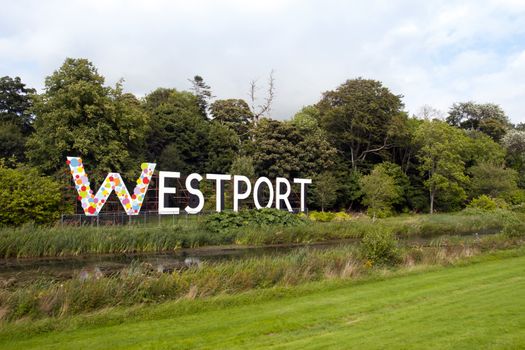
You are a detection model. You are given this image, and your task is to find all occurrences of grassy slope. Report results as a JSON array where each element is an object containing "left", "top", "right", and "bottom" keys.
[{"left": 2, "top": 250, "right": 525, "bottom": 349}]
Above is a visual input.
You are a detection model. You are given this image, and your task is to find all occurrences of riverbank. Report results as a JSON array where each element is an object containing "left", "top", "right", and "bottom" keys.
[
  {"left": 1, "top": 246, "right": 524, "bottom": 349},
  {"left": 0, "top": 210, "right": 517, "bottom": 258},
  {"left": 0, "top": 229, "right": 522, "bottom": 322}
]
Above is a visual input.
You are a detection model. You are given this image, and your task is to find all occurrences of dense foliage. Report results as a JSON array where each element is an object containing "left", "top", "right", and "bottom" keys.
[
  {"left": 1, "top": 57, "right": 525, "bottom": 224},
  {"left": 0, "top": 166, "right": 64, "bottom": 225},
  {"left": 204, "top": 208, "right": 306, "bottom": 233},
  {"left": 0, "top": 76, "right": 35, "bottom": 162}
]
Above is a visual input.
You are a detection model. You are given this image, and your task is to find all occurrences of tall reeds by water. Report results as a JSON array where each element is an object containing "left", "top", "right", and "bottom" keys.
[{"left": 0, "top": 210, "right": 515, "bottom": 258}]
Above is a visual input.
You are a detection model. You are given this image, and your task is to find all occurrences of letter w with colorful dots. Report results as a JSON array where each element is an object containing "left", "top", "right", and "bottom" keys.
[{"left": 66, "top": 157, "right": 156, "bottom": 216}]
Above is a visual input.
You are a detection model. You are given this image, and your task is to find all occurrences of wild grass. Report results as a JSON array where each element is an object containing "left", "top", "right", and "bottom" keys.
[
  {"left": 0, "top": 232, "right": 521, "bottom": 322},
  {"left": 235, "top": 209, "right": 516, "bottom": 245},
  {"left": 0, "top": 209, "right": 520, "bottom": 258},
  {"left": 0, "top": 223, "right": 235, "bottom": 258}
]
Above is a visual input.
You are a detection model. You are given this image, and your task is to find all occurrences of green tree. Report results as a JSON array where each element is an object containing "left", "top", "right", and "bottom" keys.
[
  {"left": 0, "top": 166, "right": 64, "bottom": 225},
  {"left": 144, "top": 88, "right": 239, "bottom": 175},
  {"left": 210, "top": 99, "right": 253, "bottom": 140},
  {"left": 206, "top": 122, "right": 239, "bottom": 173},
  {"left": 0, "top": 122, "right": 26, "bottom": 162},
  {"left": 373, "top": 162, "right": 410, "bottom": 211},
  {"left": 230, "top": 156, "right": 255, "bottom": 178},
  {"left": 291, "top": 106, "right": 361, "bottom": 209},
  {"left": 0, "top": 76, "right": 36, "bottom": 162},
  {"left": 291, "top": 105, "right": 320, "bottom": 132},
  {"left": 388, "top": 114, "right": 422, "bottom": 174},
  {"left": 469, "top": 162, "right": 518, "bottom": 198},
  {"left": 227, "top": 156, "right": 256, "bottom": 210},
  {"left": 0, "top": 76, "right": 35, "bottom": 134},
  {"left": 332, "top": 168, "right": 363, "bottom": 211},
  {"left": 446, "top": 102, "right": 511, "bottom": 141},
  {"left": 414, "top": 120, "right": 469, "bottom": 213},
  {"left": 250, "top": 119, "right": 336, "bottom": 179},
  {"left": 359, "top": 165, "right": 400, "bottom": 218},
  {"left": 464, "top": 130, "right": 506, "bottom": 166},
  {"left": 144, "top": 88, "right": 208, "bottom": 174},
  {"left": 142, "top": 87, "right": 173, "bottom": 110},
  {"left": 317, "top": 78, "right": 404, "bottom": 169},
  {"left": 311, "top": 171, "right": 339, "bottom": 211},
  {"left": 26, "top": 58, "right": 149, "bottom": 182},
  {"left": 502, "top": 130, "right": 525, "bottom": 187}
]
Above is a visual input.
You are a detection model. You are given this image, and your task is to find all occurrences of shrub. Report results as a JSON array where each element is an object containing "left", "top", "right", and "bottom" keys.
[
  {"left": 333, "top": 212, "right": 352, "bottom": 222},
  {"left": 0, "top": 166, "right": 64, "bottom": 226},
  {"left": 503, "top": 189, "right": 525, "bottom": 205},
  {"left": 308, "top": 211, "right": 335, "bottom": 222},
  {"left": 204, "top": 208, "right": 305, "bottom": 233},
  {"left": 359, "top": 227, "right": 400, "bottom": 266},
  {"left": 467, "top": 195, "right": 497, "bottom": 211},
  {"left": 308, "top": 211, "right": 352, "bottom": 222},
  {"left": 467, "top": 195, "right": 508, "bottom": 211}
]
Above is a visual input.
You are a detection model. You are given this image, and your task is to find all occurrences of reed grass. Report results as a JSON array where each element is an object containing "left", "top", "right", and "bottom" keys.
[
  {"left": 235, "top": 210, "right": 514, "bottom": 245},
  {"left": 0, "top": 210, "right": 519, "bottom": 258},
  {"left": 0, "top": 223, "right": 235, "bottom": 258}
]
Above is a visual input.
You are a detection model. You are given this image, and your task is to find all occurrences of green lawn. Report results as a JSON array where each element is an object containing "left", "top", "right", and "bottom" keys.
[{"left": 2, "top": 251, "right": 525, "bottom": 349}]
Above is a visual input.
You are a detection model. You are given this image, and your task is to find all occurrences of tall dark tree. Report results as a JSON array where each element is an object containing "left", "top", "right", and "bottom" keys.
[
  {"left": 188, "top": 75, "right": 214, "bottom": 118},
  {"left": 317, "top": 78, "right": 405, "bottom": 170},
  {"left": 0, "top": 76, "right": 36, "bottom": 162},
  {"left": 0, "top": 76, "right": 35, "bottom": 134},
  {"left": 387, "top": 114, "right": 421, "bottom": 174},
  {"left": 0, "top": 122, "right": 26, "bottom": 162}
]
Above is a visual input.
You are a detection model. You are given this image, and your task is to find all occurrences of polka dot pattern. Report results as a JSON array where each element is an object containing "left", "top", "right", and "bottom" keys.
[{"left": 67, "top": 157, "right": 156, "bottom": 216}]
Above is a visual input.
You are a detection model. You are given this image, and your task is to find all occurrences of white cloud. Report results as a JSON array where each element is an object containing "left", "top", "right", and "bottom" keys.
[{"left": 0, "top": 0, "right": 524, "bottom": 122}]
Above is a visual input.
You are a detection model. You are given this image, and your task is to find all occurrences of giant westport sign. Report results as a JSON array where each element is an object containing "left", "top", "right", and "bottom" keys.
[{"left": 67, "top": 157, "right": 312, "bottom": 216}]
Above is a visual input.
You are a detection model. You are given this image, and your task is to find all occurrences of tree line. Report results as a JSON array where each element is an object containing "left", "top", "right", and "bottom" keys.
[{"left": 2, "top": 57, "right": 525, "bottom": 224}]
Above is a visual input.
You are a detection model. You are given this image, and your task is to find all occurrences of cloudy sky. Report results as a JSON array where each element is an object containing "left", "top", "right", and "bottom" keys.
[{"left": 1, "top": 0, "right": 524, "bottom": 122}]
